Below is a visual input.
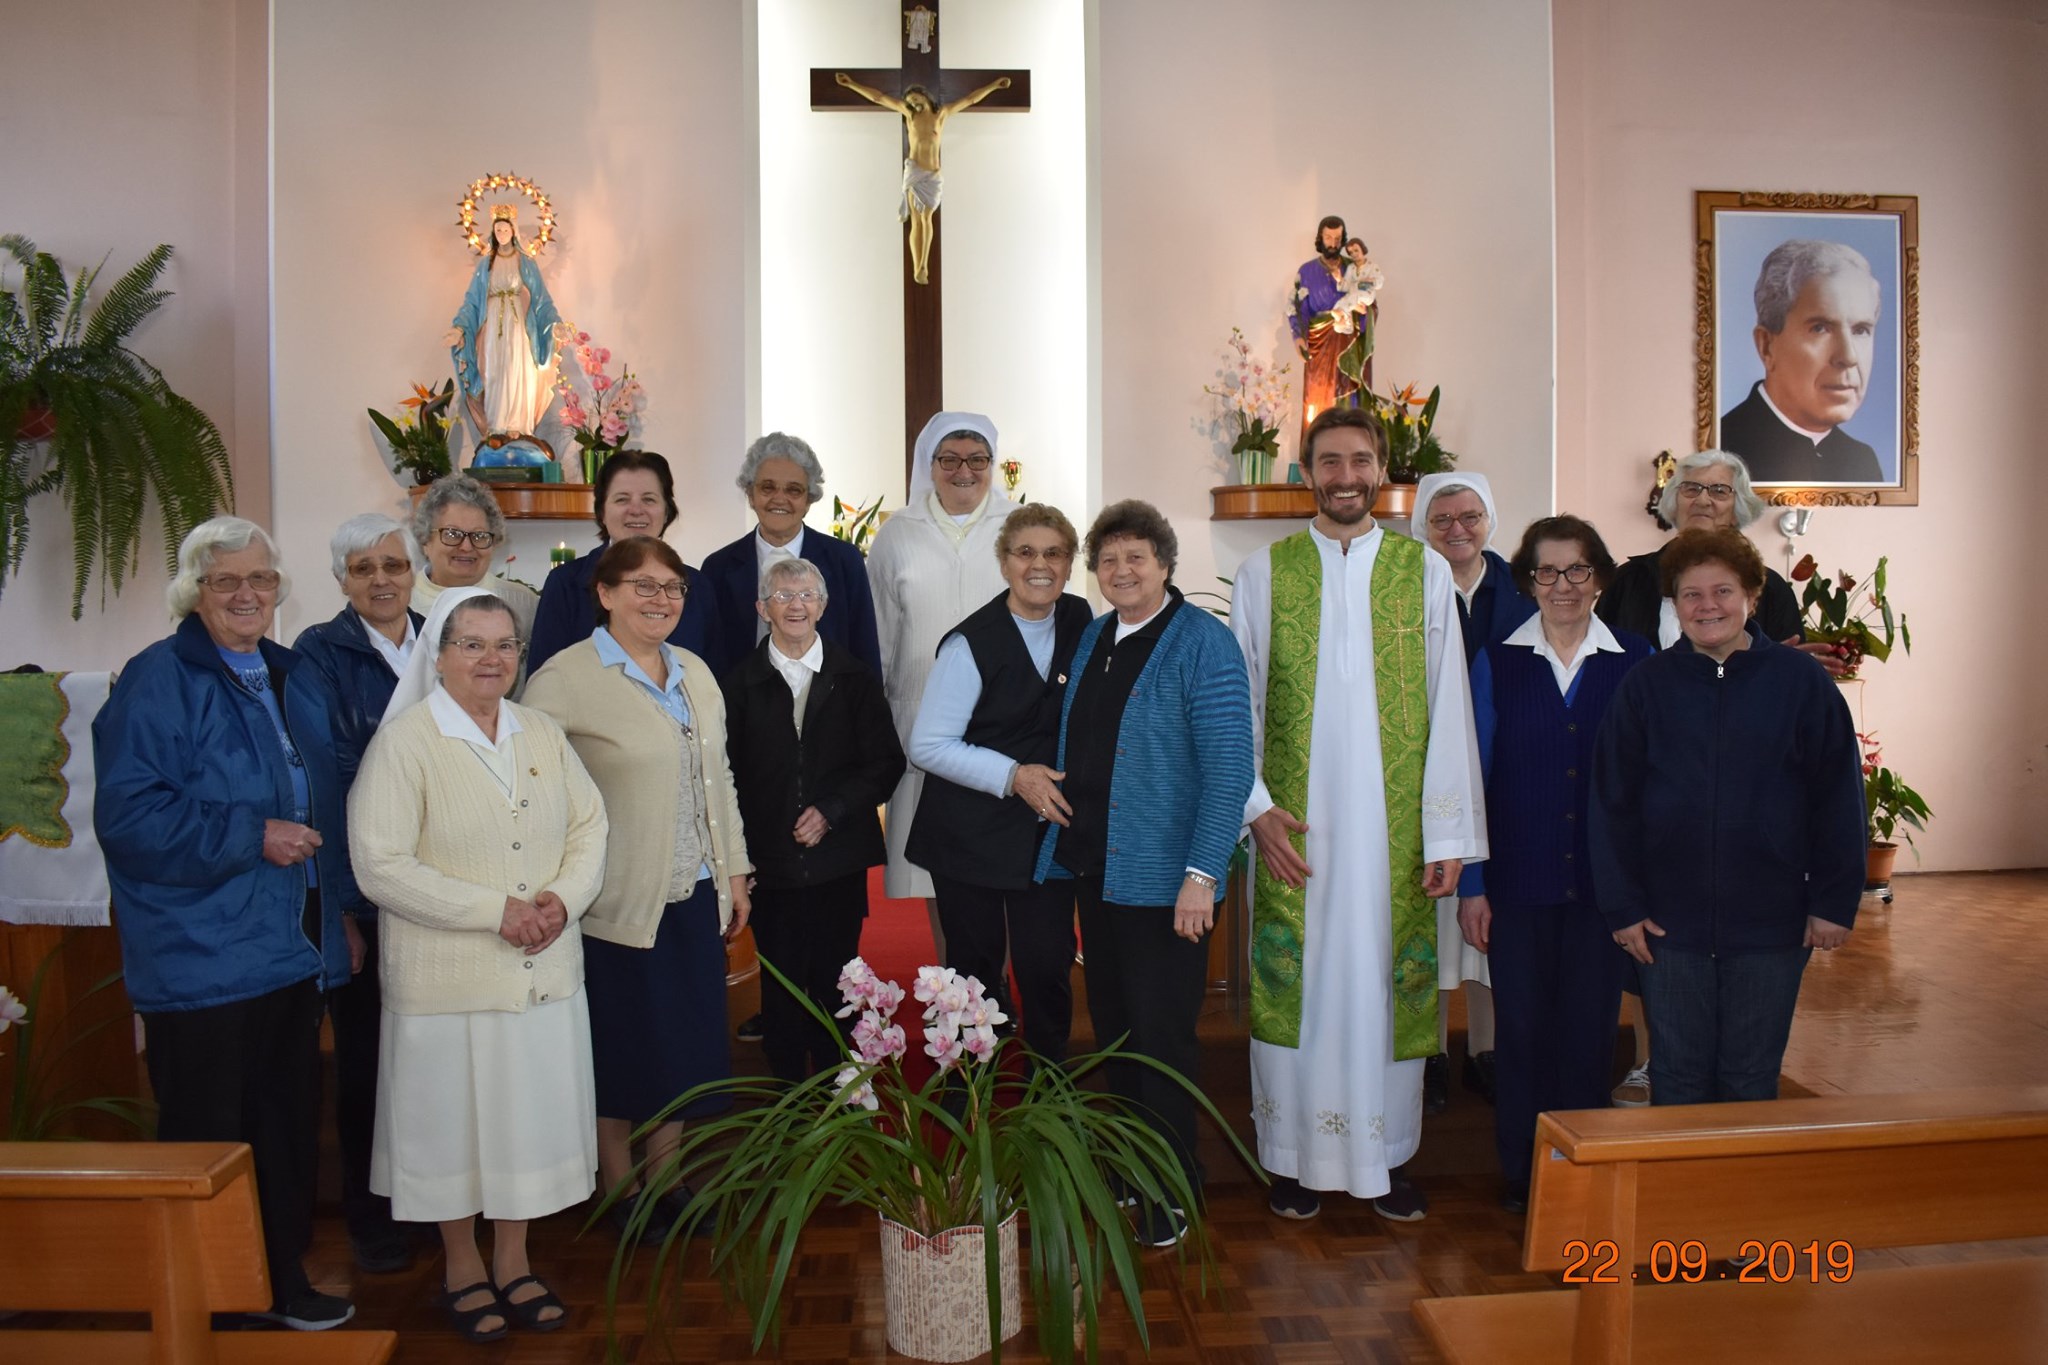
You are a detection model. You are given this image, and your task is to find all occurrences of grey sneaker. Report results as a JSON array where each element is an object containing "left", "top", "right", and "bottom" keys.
[{"left": 1612, "top": 1064, "right": 1652, "bottom": 1107}]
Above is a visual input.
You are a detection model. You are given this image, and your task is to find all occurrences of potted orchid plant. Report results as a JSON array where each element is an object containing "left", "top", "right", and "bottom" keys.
[
  {"left": 604, "top": 957, "right": 1248, "bottom": 1363},
  {"left": 1203, "top": 326, "right": 1292, "bottom": 484},
  {"left": 552, "top": 327, "right": 645, "bottom": 485}
]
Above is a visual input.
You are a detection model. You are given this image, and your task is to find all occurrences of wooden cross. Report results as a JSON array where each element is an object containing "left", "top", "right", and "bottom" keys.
[{"left": 810, "top": 0, "right": 1030, "bottom": 490}]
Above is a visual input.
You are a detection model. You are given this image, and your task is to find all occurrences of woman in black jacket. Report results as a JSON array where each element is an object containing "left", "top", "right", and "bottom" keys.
[
  {"left": 1589, "top": 528, "right": 1865, "bottom": 1107},
  {"left": 722, "top": 557, "right": 905, "bottom": 1082}
]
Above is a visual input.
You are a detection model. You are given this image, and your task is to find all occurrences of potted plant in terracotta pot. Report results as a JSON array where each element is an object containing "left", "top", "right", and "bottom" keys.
[
  {"left": 603, "top": 957, "right": 1251, "bottom": 1364},
  {"left": 1860, "top": 731, "right": 1931, "bottom": 892}
]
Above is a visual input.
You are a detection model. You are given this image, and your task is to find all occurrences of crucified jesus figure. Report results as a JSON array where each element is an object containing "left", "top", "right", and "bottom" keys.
[{"left": 835, "top": 70, "right": 1012, "bottom": 285}]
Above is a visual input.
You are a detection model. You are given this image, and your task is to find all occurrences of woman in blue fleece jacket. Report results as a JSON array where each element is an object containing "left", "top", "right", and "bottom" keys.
[{"left": 1589, "top": 528, "right": 1865, "bottom": 1107}]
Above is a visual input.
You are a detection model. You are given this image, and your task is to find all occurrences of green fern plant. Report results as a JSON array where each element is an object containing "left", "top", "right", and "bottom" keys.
[{"left": 1, "top": 234, "right": 233, "bottom": 617}]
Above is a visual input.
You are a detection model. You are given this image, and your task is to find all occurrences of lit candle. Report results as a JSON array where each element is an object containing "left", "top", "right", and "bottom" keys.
[{"left": 550, "top": 541, "right": 574, "bottom": 567}]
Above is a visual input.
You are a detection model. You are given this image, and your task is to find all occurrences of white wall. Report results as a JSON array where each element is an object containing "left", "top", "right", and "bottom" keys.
[
  {"left": 1094, "top": 0, "right": 1556, "bottom": 592},
  {"left": 756, "top": 0, "right": 1088, "bottom": 526},
  {"left": 0, "top": 0, "right": 268, "bottom": 670},
  {"left": 1553, "top": 0, "right": 2048, "bottom": 871},
  {"left": 268, "top": 0, "right": 750, "bottom": 635}
]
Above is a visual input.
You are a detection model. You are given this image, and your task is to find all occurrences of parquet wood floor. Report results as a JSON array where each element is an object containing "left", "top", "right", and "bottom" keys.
[{"left": 13, "top": 870, "right": 2047, "bottom": 1361}]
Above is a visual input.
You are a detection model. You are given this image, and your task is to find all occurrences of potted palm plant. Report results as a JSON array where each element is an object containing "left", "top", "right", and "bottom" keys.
[
  {"left": 1, "top": 235, "right": 232, "bottom": 617},
  {"left": 1860, "top": 731, "right": 1931, "bottom": 892},
  {"left": 604, "top": 957, "right": 1251, "bottom": 1363}
]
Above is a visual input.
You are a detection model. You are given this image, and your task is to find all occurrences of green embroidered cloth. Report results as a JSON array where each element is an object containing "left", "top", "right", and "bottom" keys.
[{"left": 1250, "top": 530, "right": 1437, "bottom": 1058}]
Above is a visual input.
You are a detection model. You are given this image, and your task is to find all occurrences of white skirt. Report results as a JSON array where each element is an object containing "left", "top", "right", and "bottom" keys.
[
  {"left": 371, "top": 992, "right": 598, "bottom": 1223},
  {"left": 1436, "top": 894, "right": 1491, "bottom": 990}
]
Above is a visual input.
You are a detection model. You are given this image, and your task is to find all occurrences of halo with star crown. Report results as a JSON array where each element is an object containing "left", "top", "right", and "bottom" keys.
[{"left": 455, "top": 172, "right": 556, "bottom": 256}]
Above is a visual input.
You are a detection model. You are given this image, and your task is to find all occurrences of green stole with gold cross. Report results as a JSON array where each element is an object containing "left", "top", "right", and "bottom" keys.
[{"left": 1249, "top": 528, "right": 1437, "bottom": 1059}]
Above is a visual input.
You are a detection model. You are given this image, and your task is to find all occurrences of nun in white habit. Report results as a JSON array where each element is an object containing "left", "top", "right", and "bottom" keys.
[{"left": 866, "top": 411, "right": 1021, "bottom": 909}]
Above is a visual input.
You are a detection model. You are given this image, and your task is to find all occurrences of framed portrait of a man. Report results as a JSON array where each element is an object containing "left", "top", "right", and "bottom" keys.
[{"left": 1695, "top": 191, "right": 1919, "bottom": 506}]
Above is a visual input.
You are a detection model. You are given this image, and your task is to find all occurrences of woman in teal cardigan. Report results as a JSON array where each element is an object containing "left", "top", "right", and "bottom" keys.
[{"left": 1033, "top": 500, "right": 1253, "bottom": 1249}]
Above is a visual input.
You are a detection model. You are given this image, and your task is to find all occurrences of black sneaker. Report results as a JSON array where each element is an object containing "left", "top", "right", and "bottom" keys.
[
  {"left": 258, "top": 1288, "right": 355, "bottom": 1331},
  {"left": 1371, "top": 1167, "right": 1429, "bottom": 1223},
  {"left": 1423, "top": 1053, "right": 1450, "bottom": 1114},
  {"left": 1133, "top": 1202, "right": 1187, "bottom": 1249},
  {"left": 1501, "top": 1179, "right": 1530, "bottom": 1214},
  {"left": 1267, "top": 1175, "right": 1322, "bottom": 1221},
  {"left": 735, "top": 1012, "right": 765, "bottom": 1043}
]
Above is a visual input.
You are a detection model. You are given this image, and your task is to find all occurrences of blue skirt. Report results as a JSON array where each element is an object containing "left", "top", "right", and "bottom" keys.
[{"left": 582, "top": 877, "right": 733, "bottom": 1124}]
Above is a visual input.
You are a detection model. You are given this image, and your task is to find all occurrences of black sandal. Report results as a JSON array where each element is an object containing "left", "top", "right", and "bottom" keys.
[
  {"left": 496, "top": 1273, "right": 568, "bottom": 1333},
  {"left": 438, "top": 1280, "right": 508, "bottom": 1343}
]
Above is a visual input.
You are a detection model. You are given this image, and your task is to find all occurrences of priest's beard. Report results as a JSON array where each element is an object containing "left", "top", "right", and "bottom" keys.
[{"left": 1313, "top": 477, "right": 1377, "bottom": 525}]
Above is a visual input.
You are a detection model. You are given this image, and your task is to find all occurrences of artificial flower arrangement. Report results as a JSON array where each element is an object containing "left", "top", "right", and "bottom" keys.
[
  {"left": 829, "top": 493, "right": 885, "bottom": 555},
  {"left": 1791, "top": 554, "right": 1910, "bottom": 679},
  {"left": 1859, "top": 731, "right": 1932, "bottom": 853},
  {"left": 367, "top": 380, "right": 455, "bottom": 486},
  {"left": 1203, "top": 326, "right": 1293, "bottom": 484},
  {"left": 552, "top": 327, "right": 645, "bottom": 484},
  {"left": 1371, "top": 381, "right": 1458, "bottom": 482},
  {"left": 604, "top": 957, "right": 1248, "bottom": 1363}
]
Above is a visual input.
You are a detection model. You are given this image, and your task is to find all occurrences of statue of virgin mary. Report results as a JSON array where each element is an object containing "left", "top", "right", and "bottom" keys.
[{"left": 446, "top": 207, "right": 561, "bottom": 442}]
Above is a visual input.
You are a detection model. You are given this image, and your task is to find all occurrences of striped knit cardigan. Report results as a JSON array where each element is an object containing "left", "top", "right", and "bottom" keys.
[{"left": 1034, "top": 595, "right": 1254, "bottom": 906}]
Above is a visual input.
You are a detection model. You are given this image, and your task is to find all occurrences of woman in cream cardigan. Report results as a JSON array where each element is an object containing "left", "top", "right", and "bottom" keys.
[
  {"left": 524, "top": 535, "right": 752, "bottom": 1234},
  {"left": 350, "top": 587, "right": 607, "bottom": 1341}
]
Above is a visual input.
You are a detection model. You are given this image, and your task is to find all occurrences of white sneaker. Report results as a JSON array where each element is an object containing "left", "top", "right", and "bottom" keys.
[{"left": 1612, "top": 1065, "right": 1652, "bottom": 1107}]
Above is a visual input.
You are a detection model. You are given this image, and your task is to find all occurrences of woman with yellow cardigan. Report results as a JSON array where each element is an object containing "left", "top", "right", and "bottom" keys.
[{"left": 523, "top": 535, "right": 752, "bottom": 1236}]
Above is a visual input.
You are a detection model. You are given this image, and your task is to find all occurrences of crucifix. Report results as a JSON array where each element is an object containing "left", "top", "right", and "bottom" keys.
[{"left": 810, "top": 0, "right": 1030, "bottom": 489}]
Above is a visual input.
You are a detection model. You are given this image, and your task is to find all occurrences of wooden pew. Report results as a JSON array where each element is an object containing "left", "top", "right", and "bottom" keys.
[
  {"left": 1415, "top": 1087, "right": 2048, "bottom": 1364},
  {"left": 0, "top": 1141, "right": 396, "bottom": 1364}
]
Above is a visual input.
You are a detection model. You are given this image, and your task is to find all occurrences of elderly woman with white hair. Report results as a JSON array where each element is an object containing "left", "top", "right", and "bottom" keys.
[
  {"left": 721, "top": 556, "right": 903, "bottom": 1081},
  {"left": 1596, "top": 450, "right": 1810, "bottom": 650},
  {"left": 290, "top": 511, "right": 425, "bottom": 1274},
  {"left": 700, "top": 431, "right": 884, "bottom": 680},
  {"left": 93, "top": 515, "right": 358, "bottom": 1331},
  {"left": 410, "top": 472, "right": 541, "bottom": 662},
  {"left": 1409, "top": 473, "right": 1538, "bottom": 1113},
  {"left": 350, "top": 586, "right": 607, "bottom": 1340}
]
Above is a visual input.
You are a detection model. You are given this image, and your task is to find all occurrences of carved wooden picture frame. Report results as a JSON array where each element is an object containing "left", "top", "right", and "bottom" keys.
[{"left": 1695, "top": 191, "right": 1919, "bottom": 507}]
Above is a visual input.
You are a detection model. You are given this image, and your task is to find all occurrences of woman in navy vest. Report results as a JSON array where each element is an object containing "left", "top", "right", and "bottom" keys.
[
  {"left": 1453, "top": 515, "right": 1651, "bottom": 1213},
  {"left": 905, "top": 504, "right": 1093, "bottom": 1063}
]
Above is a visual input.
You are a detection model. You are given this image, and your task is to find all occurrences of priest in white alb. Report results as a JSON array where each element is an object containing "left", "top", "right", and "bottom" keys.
[
  {"left": 1231, "top": 406, "right": 1486, "bottom": 1223},
  {"left": 867, "top": 412, "right": 1020, "bottom": 938}
]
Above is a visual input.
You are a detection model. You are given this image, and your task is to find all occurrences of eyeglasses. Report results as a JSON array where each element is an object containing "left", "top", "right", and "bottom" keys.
[
  {"left": 1531, "top": 564, "right": 1596, "bottom": 586},
  {"left": 624, "top": 577, "right": 686, "bottom": 600},
  {"left": 1677, "top": 481, "right": 1735, "bottom": 501},
  {"left": 1006, "top": 545, "right": 1073, "bottom": 565},
  {"left": 199, "top": 571, "right": 282, "bottom": 594},
  {"left": 751, "top": 481, "right": 810, "bottom": 500},
  {"left": 435, "top": 527, "right": 500, "bottom": 549},
  {"left": 1427, "top": 511, "right": 1488, "bottom": 533},
  {"left": 764, "top": 588, "right": 824, "bottom": 605},
  {"left": 345, "top": 557, "right": 411, "bottom": 581},
  {"left": 447, "top": 637, "right": 524, "bottom": 658},
  {"left": 933, "top": 454, "right": 993, "bottom": 472}
]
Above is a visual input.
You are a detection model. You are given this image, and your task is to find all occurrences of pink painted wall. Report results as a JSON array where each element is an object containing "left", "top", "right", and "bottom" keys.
[
  {"left": 1553, "top": 0, "right": 2048, "bottom": 871},
  {"left": 0, "top": 0, "right": 270, "bottom": 670}
]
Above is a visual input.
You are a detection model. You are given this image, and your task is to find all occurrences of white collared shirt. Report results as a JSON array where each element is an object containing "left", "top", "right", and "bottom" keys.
[
  {"left": 427, "top": 685, "right": 524, "bottom": 803},
  {"left": 359, "top": 611, "right": 417, "bottom": 676},
  {"left": 1505, "top": 613, "right": 1626, "bottom": 697},
  {"left": 768, "top": 634, "right": 825, "bottom": 697}
]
